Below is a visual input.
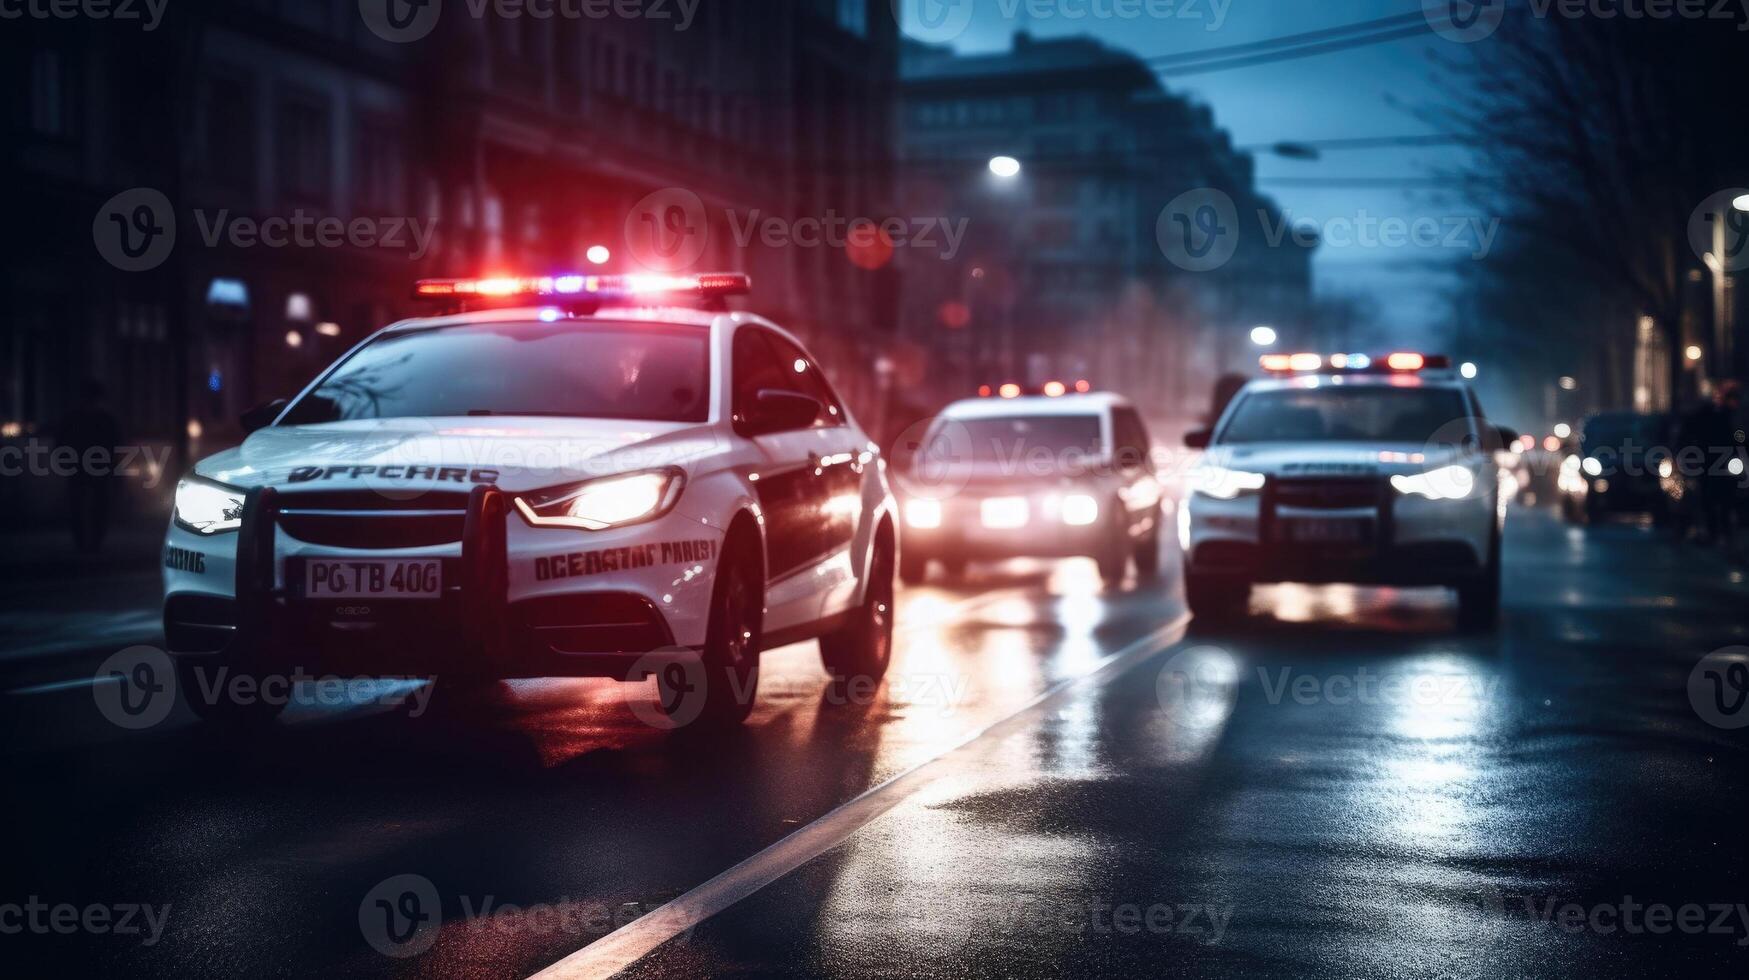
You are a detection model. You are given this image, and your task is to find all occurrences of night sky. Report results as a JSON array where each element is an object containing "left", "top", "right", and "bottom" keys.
[{"left": 901, "top": 0, "right": 1483, "bottom": 341}]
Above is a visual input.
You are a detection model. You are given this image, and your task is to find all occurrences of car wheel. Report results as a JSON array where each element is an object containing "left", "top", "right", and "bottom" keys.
[
  {"left": 899, "top": 547, "right": 929, "bottom": 586},
  {"left": 821, "top": 527, "right": 896, "bottom": 685},
  {"left": 176, "top": 658, "right": 287, "bottom": 725},
  {"left": 662, "top": 540, "right": 762, "bottom": 728},
  {"left": 1457, "top": 523, "right": 1503, "bottom": 632},
  {"left": 1184, "top": 570, "right": 1247, "bottom": 622},
  {"left": 1133, "top": 522, "right": 1162, "bottom": 581},
  {"left": 1097, "top": 512, "right": 1130, "bottom": 587}
]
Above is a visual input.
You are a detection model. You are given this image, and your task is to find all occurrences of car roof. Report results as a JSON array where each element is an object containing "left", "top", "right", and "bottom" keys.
[{"left": 939, "top": 393, "right": 1128, "bottom": 419}]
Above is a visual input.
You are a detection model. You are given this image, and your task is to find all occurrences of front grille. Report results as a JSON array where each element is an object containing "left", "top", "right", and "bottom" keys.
[
  {"left": 276, "top": 490, "right": 470, "bottom": 549},
  {"left": 1273, "top": 478, "right": 1382, "bottom": 510}
]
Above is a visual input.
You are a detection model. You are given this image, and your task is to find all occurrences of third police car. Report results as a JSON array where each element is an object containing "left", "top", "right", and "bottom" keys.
[
  {"left": 163, "top": 273, "right": 897, "bottom": 726},
  {"left": 1179, "top": 353, "right": 1514, "bottom": 628}
]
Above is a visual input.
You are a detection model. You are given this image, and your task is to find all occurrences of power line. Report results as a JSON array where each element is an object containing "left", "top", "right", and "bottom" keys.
[
  {"left": 1156, "top": 23, "right": 1438, "bottom": 77},
  {"left": 1142, "top": 11, "right": 1429, "bottom": 65}
]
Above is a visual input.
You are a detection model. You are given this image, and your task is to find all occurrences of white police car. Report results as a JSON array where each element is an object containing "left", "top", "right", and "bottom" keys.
[
  {"left": 898, "top": 387, "right": 1165, "bottom": 587},
  {"left": 1179, "top": 353, "right": 1513, "bottom": 628},
  {"left": 163, "top": 273, "right": 897, "bottom": 725}
]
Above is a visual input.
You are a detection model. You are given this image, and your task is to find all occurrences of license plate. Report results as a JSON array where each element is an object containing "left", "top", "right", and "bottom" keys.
[
  {"left": 303, "top": 559, "right": 442, "bottom": 599},
  {"left": 1284, "top": 519, "right": 1368, "bottom": 544}
]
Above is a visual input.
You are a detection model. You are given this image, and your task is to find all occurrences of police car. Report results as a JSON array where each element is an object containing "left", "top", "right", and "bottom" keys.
[
  {"left": 163, "top": 273, "right": 898, "bottom": 726},
  {"left": 1179, "top": 353, "right": 1514, "bottom": 628},
  {"left": 898, "top": 387, "right": 1165, "bottom": 586}
]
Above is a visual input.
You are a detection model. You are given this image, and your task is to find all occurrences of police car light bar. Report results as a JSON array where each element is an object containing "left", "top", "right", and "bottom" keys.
[
  {"left": 414, "top": 273, "right": 752, "bottom": 302},
  {"left": 1261, "top": 352, "right": 1449, "bottom": 375}
]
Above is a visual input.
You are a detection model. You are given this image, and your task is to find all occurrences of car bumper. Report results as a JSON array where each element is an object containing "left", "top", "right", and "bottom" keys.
[
  {"left": 162, "top": 486, "right": 722, "bottom": 679},
  {"left": 1182, "top": 483, "right": 1493, "bottom": 586}
]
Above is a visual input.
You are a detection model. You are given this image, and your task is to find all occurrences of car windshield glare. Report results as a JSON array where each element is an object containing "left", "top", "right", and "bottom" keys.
[
  {"left": 279, "top": 320, "right": 711, "bottom": 425},
  {"left": 1219, "top": 387, "right": 1470, "bottom": 445}
]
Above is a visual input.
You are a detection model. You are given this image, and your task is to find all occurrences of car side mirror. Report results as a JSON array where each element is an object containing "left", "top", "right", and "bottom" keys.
[
  {"left": 1184, "top": 429, "right": 1211, "bottom": 450},
  {"left": 741, "top": 389, "right": 821, "bottom": 436},
  {"left": 241, "top": 399, "right": 289, "bottom": 434}
]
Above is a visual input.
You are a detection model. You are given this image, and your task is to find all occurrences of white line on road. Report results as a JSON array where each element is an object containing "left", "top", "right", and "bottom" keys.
[{"left": 529, "top": 611, "right": 1191, "bottom": 980}]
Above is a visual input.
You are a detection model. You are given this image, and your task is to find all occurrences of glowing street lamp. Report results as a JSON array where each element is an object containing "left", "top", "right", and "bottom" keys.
[
  {"left": 1249, "top": 325, "right": 1278, "bottom": 347},
  {"left": 988, "top": 156, "right": 1021, "bottom": 179},
  {"left": 1460, "top": 361, "right": 1478, "bottom": 379}
]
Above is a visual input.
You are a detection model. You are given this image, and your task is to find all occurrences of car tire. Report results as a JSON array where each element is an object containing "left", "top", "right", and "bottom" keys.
[
  {"left": 1184, "top": 570, "right": 1246, "bottom": 621},
  {"left": 176, "top": 658, "right": 288, "bottom": 725},
  {"left": 899, "top": 547, "right": 929, "bottom": 586},
  {"left": 1133, "top": 522, "right": 1162, "bottom": 581},
  {"left": 662, "top": 537, "right": 762, "bottom": 728},
  {"left": 1457, "top": 523, "right": 1503, "bottom": 632},
  {"left": 1097, "top": 511, "right": 1130, "bottom": 587},
  {"left": 821, "top": 527, "right": 896, "bottom": 685}
]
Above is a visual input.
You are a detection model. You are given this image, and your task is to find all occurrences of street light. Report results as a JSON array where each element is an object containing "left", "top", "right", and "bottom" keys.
[
  {"left": 988, "top": 156, "right": 1021, "bottom": 179},
  {"left": 1250, "top": 325, "right": 1278, "bottom": 347},
  {"left": 1686, "top": 345, "right": 1704, "bottom": 362},
  {"left": 1460, "top": 361, "right": 1478, "bottom": 379}
]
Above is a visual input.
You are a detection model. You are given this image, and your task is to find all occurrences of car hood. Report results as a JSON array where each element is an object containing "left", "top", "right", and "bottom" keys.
[
  {"left": 193, "top": 417, "right": 727, "bottom": 494},
  {"left": 1208, "top": 442, "right": 1470, "bottom": 478}
]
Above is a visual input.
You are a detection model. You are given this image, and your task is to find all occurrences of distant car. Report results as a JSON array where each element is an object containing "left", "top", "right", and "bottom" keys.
[
  {"left": 163, "top": 273, "right": 897, "bottom": 726},
  {"left": 897, "top": 391, "right": 1165, "bottom": 587},
  {"left": 1179, "top": 353, "right": 1513, "bottom": 629},
  {"left": 1559, "top": 412, "right": 1674, "bottom": 524}
]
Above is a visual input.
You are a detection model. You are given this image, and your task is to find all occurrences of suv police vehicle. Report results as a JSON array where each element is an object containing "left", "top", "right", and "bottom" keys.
[
  {"left": 163, "top": 273, "right": 897, "bottom": 726},
  {"left": 898, "top": 387, "right": 1165, "bottom": 587},
  {"left": 1179, "top": 353, "right": 1513, "bottom": 628}
]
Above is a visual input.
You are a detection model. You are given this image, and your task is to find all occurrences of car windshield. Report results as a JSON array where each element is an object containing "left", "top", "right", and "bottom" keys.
[
  {"left": 923, "top": 414, "right": 1104, "bottom": 469},
  {"left": 1583, "top": 414, "right": 1664, "bottom": 449},
  {"left": 1219, "top": 386, "right": 1470, "bottom": 444},
  {"left": 279, "top": 321, "right": 710, "bottom": 425}
]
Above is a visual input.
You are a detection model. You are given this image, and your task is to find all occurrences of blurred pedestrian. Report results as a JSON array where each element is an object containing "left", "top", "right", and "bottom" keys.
[
  {"left": 1679, "top": 380, "right": 1743, "bottom": 555},
  {"left": 57, "top": 379, "right": 121, "bottom": 553}
]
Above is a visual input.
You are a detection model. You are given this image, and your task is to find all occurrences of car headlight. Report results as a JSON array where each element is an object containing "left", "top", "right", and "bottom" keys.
[
  {"left": 1391, "top": 464, "right": 1476, "bottom": 501},
  {"left": 174, "top": 476, "right": 246, "bottom": 535},
  {"left": 514, "top": 469, "right": 684, "bottom": 531},
  {"left": 904, "top": 498, "right": 943, "bottom": 529},
  {"left": 1061, "top": 493, "right": 1100, "bottom": 526},
  {"left": 1188, "top": 465, "right": 1266, "bottom": 500}
]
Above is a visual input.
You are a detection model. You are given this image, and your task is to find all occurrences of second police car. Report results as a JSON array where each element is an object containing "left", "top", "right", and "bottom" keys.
[
  {"left": 1179, "top": 353, "right": 1515, "bottom": 629},
  {"left": 898, "top": 386, "right": 1165, "bottom": 587},
  {"left": 163, "top": 273, "right": 897, "bottom": 727}
]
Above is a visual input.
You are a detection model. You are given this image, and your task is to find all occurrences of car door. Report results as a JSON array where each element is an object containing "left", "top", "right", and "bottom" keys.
[
  {"left": 757, "top": 331, "right": 866, "bottom": 619},
  {"left": 730, "top": 327, "right": 850, "bottom": 631}
]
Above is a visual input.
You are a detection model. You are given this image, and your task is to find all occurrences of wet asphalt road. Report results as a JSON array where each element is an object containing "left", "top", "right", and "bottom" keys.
[{"left": 4, "top": 506, "right": 1747, "bottom": 978}]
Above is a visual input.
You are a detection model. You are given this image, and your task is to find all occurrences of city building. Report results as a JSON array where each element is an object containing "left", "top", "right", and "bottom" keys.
[
  {"left": 896, "top": 33, "right": 1315, "bottom": 422},
  {"left": 2, "top": 0, "right": 898, "bottom": 525}
]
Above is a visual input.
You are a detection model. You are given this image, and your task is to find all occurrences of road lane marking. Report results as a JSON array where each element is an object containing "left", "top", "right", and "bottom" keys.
[{"left": 529, "top": 610, "right": 1191, "bottom": 980}]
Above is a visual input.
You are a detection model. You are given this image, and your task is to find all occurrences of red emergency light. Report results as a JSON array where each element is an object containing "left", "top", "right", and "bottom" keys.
[
  {"left": 414, "top": 273, "right": 751, "bottom": 303},
  {"left": 1261, "top": 352, "right": 1450, "bottom": 375}
]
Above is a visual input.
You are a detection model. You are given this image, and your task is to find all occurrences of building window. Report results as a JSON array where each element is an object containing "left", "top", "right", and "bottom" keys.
[
  {"left": 203, "top": 73, "right": 256, "bottom": 190},
  {"left": 354, "top": 119, "right": 404, "bottom": 213},
  {"left": 837, "top": 0, "right": 867, "bottom": 36},
  {"left": 277, "top": 93, "right": 332, "bottom": 205},
  {"left": 29, "top": 50, "right": 76, "bottom": 139}
]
